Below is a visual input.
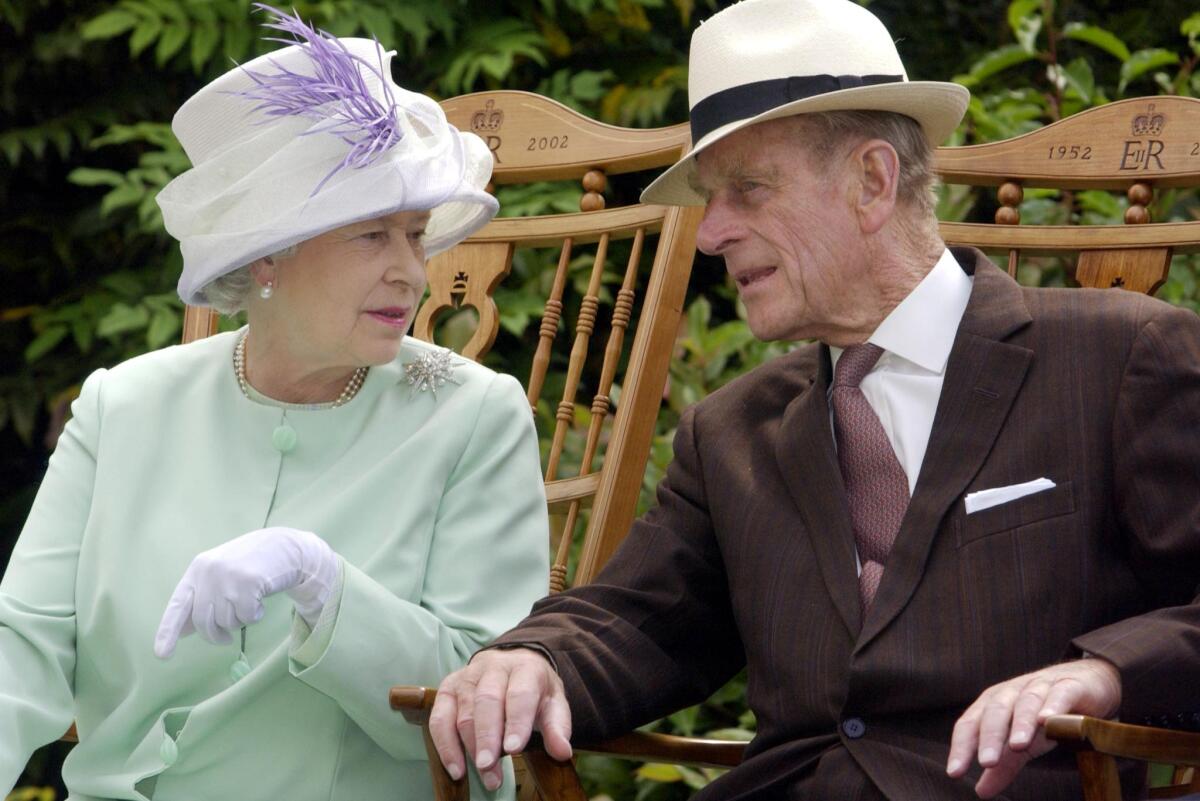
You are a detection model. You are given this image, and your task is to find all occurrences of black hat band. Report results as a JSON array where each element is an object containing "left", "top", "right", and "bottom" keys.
[{"left": 689, "top": 74, "right": 904, "bottom": 144}]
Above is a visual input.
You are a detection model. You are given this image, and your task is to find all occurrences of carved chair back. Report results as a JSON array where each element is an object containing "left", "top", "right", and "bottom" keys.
[{"left": 934, "top": 96, "right": 1200, "bottom": 294}]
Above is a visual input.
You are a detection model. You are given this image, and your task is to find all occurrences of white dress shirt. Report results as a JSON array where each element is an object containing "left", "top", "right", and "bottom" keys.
[{"left": 829, "top": 249, "right": 974, "bottom": 495}]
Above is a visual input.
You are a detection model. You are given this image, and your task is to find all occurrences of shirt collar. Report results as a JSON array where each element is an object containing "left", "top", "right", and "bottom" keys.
[{"left": 830, "top": 248, "right": 973, "bottom": 376}]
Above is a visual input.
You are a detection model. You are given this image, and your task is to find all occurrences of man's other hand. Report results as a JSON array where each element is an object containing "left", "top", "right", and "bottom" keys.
[
  {"left": 429, "top": 647, "right": 573, "bottom": 791},
  {"left": 946, "top": 658, "right": 1121, "bottom": 798}
]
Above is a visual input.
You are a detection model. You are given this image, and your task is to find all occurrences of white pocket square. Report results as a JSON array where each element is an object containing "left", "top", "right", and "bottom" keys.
[{"left": 964, "top": 478, "right": 1056, "bottom": 515}]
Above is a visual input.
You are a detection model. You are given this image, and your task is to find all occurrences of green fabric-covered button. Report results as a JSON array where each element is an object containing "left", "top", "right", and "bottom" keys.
[
  {"left": 271, "top": 424, "right": 297, "bottom": 453},
  {"left": 229, "top": 655, "right": 251, "bottom": 683},
  {"left": 159, "top": 734, "right": 178, "bottom": 766}
]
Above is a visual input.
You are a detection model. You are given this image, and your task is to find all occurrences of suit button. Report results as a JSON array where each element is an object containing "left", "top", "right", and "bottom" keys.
[
  {"left": 842, "top": 717, "right": 866, "bottom": 739},
  {"left": 272, "top": 424, "right": 297, "bottom": 453}
]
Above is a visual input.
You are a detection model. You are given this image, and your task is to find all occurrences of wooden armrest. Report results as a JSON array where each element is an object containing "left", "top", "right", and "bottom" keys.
[
  {"left": 577, "top": 731, "right": 745, "bottom": 769},
  {"left": 389, "top": 685, "right": 437, "bottom": 725},
  {"left": 391, "top": 685, "right": 745, "bottom": 801},
  {"left": 1045, "top": 714, "right": 1200, "bottom": 767},
  {"left": 389, "top": 686, "right": 468, "bottom": 801}
]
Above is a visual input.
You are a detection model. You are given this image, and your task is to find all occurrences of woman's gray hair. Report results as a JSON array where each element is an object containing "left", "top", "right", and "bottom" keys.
[
  {"left": 201, "top": 244, "right": 299, "bottom": 315},
  {"left": 789, "top": 110, "right": 939, "bottom": 221}
]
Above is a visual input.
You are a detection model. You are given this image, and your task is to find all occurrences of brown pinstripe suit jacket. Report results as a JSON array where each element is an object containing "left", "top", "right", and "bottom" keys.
[{"left": 495, "top": 248, "right": 1200, "bottom": 800}]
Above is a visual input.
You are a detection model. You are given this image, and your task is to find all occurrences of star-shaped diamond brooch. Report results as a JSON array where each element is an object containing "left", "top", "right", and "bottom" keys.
[{"left": 405, "top": 348, "right": 459, "bottom": 399}]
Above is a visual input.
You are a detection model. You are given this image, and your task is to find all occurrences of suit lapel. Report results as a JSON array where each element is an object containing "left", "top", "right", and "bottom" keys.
[
  {"left": 775, "top": 346, "right": 862, "bottom": 638},
  {"left": 857, "top": 252, "right": 1035, "bottom": 650}
]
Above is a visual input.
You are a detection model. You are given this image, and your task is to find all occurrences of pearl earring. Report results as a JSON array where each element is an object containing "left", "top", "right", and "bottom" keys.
[{"left": 260, "top": 281, "right": 274, "bottom": 300}]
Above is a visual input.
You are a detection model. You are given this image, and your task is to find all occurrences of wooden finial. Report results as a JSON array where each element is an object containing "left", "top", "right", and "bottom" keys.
[
  {"left": 1125, "top": 182, "right": 1152, "bottom": 224},
  {"left": 995, "top": 181, "right": 1023, "bottom": 225},
  {"left": 581, "top": 169, "right": 607, "bottom": 212}
]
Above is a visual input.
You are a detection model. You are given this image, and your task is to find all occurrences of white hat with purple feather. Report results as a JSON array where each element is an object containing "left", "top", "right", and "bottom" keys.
[{"left": 159, "top": 5, "right": 498, "bottom": 307}]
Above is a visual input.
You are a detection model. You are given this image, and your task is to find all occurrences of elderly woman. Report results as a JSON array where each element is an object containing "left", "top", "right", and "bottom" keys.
[{"left": 0, "top": 9, "right": 547, "bottom": 800}]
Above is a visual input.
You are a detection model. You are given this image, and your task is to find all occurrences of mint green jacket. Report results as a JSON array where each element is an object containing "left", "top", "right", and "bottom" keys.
[{"left": 0, "top": 331, "right": 549, "bottom": 800}]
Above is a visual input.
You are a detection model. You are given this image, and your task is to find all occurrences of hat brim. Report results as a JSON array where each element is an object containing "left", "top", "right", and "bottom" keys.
[{"left": 640, "top": 81, "right": 969, "bottom": 206}]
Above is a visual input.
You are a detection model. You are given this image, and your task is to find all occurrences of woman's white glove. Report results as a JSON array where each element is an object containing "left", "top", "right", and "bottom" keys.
[{"left": 154, "top": 526, "right": 340, "bottom": 659}]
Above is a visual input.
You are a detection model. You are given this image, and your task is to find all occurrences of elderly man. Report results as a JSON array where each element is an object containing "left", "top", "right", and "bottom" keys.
[{"left": 429, "top": 0, "right": 1200, "bottom": 798}]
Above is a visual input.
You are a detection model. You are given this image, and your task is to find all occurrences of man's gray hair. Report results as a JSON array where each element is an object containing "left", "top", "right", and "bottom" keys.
[
  {"left": 791, "top": 110, "right": 938, "bottom": 222},
  {"left": 201, "top": 245, "right": 299, "bottom": 315}
]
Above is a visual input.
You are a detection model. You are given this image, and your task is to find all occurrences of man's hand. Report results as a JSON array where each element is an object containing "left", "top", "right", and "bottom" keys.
[
  {"left": 947, "top": 658, "right": 1121, "bottom": 798},
  {"left": 430, "top": 647, "right": 573, "bottom": 791}
]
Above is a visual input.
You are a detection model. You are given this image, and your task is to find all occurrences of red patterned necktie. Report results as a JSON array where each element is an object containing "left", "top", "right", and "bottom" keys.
[{"left": 831, "top": 344, "right": 910, "bottom": 616}]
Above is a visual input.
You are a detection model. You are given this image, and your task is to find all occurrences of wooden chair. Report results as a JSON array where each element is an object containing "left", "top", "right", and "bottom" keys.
[
  {"left": 388, "top": 95, "right": 1200, "bottom": 801},
  {"left": 937, "top": 96, "right": 1200, "bottom": 800},
  {"left": 376, "top": 91, "right": 709, "bottom": 801}
]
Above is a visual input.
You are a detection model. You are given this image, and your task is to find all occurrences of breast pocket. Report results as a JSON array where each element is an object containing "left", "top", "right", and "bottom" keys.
[{"left": 957, "top": 480, "right": 1076, "bottom": 546}]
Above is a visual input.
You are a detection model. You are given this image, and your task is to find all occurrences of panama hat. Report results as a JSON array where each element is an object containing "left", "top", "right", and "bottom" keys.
[
  {"left": 640, "top": 0, "right": 969, "bottom": 206},
  {"left": 159, "top": 6, "right": 498, "bottom": 307}
]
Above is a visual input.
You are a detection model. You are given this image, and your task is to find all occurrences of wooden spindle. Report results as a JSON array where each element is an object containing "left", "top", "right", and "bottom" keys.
[
  {"left": 996, "top": 180, "right": 1023, "bottom": 278},
  {"left": 182, "top": 305, "right": 219, "bottom": 344},
  {"left": 581, "top": 169, "right": 606, "bottom": 212},
  {"left": 553, "top": 228, "right": 648, "bottom": 587},
  {"left": 1125, "top": 182, "right": 1152, "bottom": 224},
  {"left": 544, "top": 232, "right": 608, "bottom": 488},
  {"left": 526, "top": 238, "right": 574, "bottom": 415}
]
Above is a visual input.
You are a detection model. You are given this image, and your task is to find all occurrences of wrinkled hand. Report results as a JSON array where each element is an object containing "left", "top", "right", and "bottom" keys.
[
  {"left": 154, "top": 526, "right": 339, "bottom": 659},
  {"left": 947, "top": 658, "right": 1121, "bottom": 798},
  {"left": 430, "top": 648, "right": 573, "bottom": 791}
]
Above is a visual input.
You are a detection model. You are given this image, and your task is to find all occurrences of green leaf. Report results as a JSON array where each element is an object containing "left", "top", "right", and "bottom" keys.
[
  {"left": 1006, "top": 0, "right": 1042, "bottom": 54},
  {"left": 222, "top": 19, "right": 253, "bottom": 61},
  {"left": 146, "top": 307, "right": 178, "bottom": 348},
  {"left": 1056, "top": 58, "right": 1095, "bottom": 105},
  {"left": 24, "top": 324, "right": 69, "bottom": 362},
  {"left": 81, "top": 9, "right": 139, "bottom": 39},
  {"left": 1182, "top": 13, "right": 1200, "bottom": 56},
  {"left": 101, "top": 272, "right": 145, "bottom": 297},
  {"left": 155, "top": 20, "right": 190, "bottom": 64},
  {"left": 1060, "top": 23, "right": 1131, "bottom": 62},
  {"left": 1118, "top": 48, "right": 1181, "bottom": 93},
  {"left": 1, "top": 133, "right": 22, "bottom": 165},
  {"left": 129, "top": 15, "right": 164, "bottom": 57},
  {"left": 100, "top": 182, "right": 145, "bottom": 216},
  {"left": 72, "top": 317, "right": 95, "bottom": 352},
  {"left": 97, "top": 302, "right": 150, "bottom": 337},
  {"left": 1006, "top": 0, "right": 1040, "bottom": 38},
  {"left": 190, "top": 20, "right": 220, "bottom": 72},
  {"left": 67, "top": 167, "right": 124, "bottom": 187},
  {"left": 953, "top": 44, "right": 1039, "bottom": 88},
  {"left": 636, "top": 763, "right": 684, "bottom": 783}
]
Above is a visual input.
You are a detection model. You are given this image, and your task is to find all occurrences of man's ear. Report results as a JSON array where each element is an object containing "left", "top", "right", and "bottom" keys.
[{"left": 851, "top": 139, "right": 900, "bottom": 235}]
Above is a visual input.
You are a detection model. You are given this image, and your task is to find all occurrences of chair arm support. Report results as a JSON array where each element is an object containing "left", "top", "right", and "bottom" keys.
[
  {"left": 389, "top": 686, "right": 468, "bottom": 801},
  {"left": 576, "top": 731, "right": 746, "bottom": 769},
  {"left": 1045, "top": 714, "right": 1200, "bottom": 767},
  {"left": 390, "top": 684, "right": 746, "bottom": 801}
]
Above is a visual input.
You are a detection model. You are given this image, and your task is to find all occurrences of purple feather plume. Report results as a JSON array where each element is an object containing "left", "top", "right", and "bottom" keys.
[{"left": 233, "top": 4, "right": 401, "bottom": 194}]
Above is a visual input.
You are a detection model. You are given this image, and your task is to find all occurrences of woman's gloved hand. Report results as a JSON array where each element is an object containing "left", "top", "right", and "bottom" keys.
[{"left": 154, "top": 526, "right": 340, "bottom": 659}]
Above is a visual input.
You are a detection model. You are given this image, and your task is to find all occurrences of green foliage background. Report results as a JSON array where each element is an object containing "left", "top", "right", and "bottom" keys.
[{"left": 3, "top": 0, "right": 1200, "bottom": 798}]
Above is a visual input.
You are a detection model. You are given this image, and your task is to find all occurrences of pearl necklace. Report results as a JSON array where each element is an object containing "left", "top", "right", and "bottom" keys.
[{"left": 234, "top": 332, "right": 368, "bottom": 408}]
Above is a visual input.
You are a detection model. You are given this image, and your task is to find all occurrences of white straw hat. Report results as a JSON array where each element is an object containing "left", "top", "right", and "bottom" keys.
[
  {"left": 640, "top": 0, "right": 970, "bottom": 206},
  {"left": 159, "top": 8, "right": 498, "bottom": 306}
]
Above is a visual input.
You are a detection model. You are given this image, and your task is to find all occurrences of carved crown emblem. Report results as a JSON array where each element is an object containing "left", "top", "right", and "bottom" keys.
[
  {"left": 451, "top": 271, "right": 469, "bottom": 292},
  {"left": 471, "top": 100, "right": 504, "bottom": 133},
  {"left": 1131, "top": 104, "right": 1165, "bottom": 137}
]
